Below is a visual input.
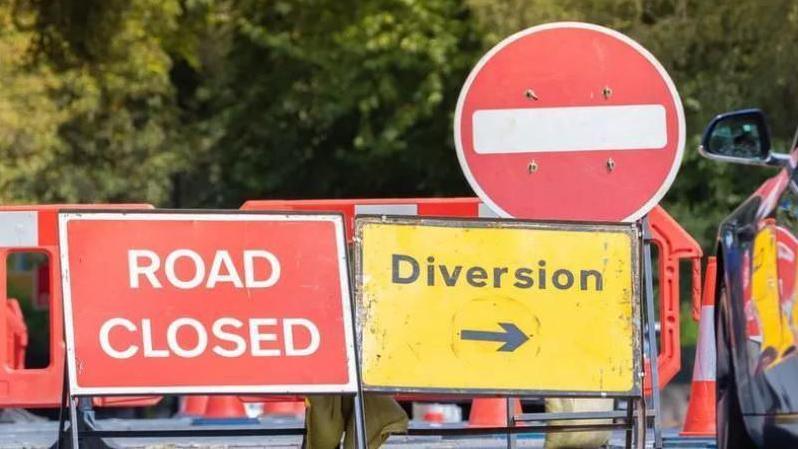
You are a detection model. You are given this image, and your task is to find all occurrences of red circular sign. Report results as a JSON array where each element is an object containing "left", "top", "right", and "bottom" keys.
[{"left": 454, "top": 22, "right": 684, "bottom": 222}]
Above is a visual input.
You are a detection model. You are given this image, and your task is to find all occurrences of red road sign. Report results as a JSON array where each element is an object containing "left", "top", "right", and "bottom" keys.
[
  {"left": 454, "top": 22, "right": 685, "bottom": 222},
  {"left": 58, "top": 211, "right": 356, "bottom": 395}
]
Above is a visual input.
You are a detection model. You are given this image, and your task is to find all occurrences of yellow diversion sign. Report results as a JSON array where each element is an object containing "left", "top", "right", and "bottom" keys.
[{"left": 355, "top": 217, "right": 641, "bottom": 395}]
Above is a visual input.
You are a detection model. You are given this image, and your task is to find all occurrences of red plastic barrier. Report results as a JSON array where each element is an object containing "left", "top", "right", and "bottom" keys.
[
  {"left": 645, "top": 206, "right": 703, "bottom": 393},
  {"left": 469, "top": 398, "right": 521, "bottom": 427},
  {"left": 242, "top": 199, "right": 701, "bottom": 397},
  {"left": 241, "top": 197, "right": 484, "bottom": 242},
  {"left": 239, "top": 395, "right": 303, "bottom": 403},
  {"left": 240, "top": 198, "right": 485, "bottom": 405},
  {"left": 0, "top": 204, "right": 152, "bottom": 408}
]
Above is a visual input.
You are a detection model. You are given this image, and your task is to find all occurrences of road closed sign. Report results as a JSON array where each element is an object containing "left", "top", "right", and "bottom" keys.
[
  {"left": 58, "top": 211, "right": 357, "bottom": 395},
  {"left": 356, "top": 217, "right": 641, "bottom": 395}
]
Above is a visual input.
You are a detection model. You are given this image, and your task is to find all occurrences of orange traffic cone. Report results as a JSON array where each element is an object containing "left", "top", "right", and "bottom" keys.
[
  {"left": 202, "top": 395, "right": 248, "bottom": 419},
  {"left": 262, "top": 399, "right": 306, "bottom": 418},
  {"left": 681, "top": 257, "right": 717, "bottom": 437},
  {"left": 179, "top": 395, "right": 209, "bottom": 417},
  {"left": 469, "top": 398, "right": 522, "bottom": 427}
]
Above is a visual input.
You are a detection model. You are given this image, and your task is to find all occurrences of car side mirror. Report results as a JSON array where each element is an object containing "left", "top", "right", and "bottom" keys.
[{"left": 699, "top": 109, "right": 774, "bottom": 165}]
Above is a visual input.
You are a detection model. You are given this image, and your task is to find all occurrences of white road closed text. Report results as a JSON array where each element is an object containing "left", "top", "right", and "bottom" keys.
[
  {"left": 128, "top": 249, "right": 281, "bottom": 289},
  {"left": 98, "top": 317, "right": 321, "bottom": 359},
  {"left": 96, "top": 247, "right": 321, "bottom": 359}
]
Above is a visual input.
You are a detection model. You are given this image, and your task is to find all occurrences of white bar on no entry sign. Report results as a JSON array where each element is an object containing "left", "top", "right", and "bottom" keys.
[{"left": 472, "top": 104, "right": 667, "bottom": 154}]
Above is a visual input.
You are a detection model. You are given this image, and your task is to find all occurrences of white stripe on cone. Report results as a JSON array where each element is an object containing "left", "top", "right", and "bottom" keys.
[{"left": 693, "top": 305, "right": 716, "bottom": 382}]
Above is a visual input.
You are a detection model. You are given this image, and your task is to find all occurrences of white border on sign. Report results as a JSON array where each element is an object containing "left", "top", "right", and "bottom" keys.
[
  {"left": 453, "top": 22, "right": 686, "bottom": 223},
  {"left": 58, "top": 212, "right": 359, "bottom": 396}
]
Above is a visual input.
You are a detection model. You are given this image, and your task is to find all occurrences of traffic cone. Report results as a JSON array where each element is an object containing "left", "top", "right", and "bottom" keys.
[
  {"left": 262, "top": 398, "right": 306, "bottom": 418},
  {"left": 681, "top": 257, "right": 717, "bottom": 437},
  {"left": 203, "top": 395, "right": 247, "bottom": 419},
  {"left": 192, "top": 395, "right": 257, "bottom": 425},
  {"left": 179, "top": 395, "right": 209, "bottom": 417},
  {"left": 469, "top": 398, "right": 521, "bottom": 427}
]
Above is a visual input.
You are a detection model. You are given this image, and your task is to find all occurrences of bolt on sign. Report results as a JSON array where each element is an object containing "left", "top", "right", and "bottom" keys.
[
  {"left": 355, "top": 217, "right": 641, "bottom": 395},
  {"left": 58, "top": 211, "right": 357, "bottom": 395}
]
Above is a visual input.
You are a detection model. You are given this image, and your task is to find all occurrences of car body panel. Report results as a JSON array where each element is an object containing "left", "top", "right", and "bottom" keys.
[{"left": 716, "top": 165, "right": 798, "bottom": 447}]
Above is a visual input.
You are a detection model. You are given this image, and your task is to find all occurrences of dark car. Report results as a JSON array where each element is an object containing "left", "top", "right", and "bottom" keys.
[{"left": 701, "top": 109, "right": 798, "bottom": 449}]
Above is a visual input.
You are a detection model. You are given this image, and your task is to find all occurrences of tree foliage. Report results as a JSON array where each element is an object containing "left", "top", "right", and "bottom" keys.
[
  {"left": 1, "top": 0, "right": 206, "bottom": 204},
  {"left": 186, "top": 0, "right": 481, "bottom": 206},
  {"left": 1, "top": 0, "right": 797, "bottom": 246}
]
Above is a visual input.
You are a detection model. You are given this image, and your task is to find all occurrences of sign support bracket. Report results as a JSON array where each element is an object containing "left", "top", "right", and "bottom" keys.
[
  {"left": 53, "top": 394, "right": 316, "bottom": 448},
  {"left": 506, "top": 398, "right": 516, "bottom": 449},
  {"left": 52, "top": 360, "right": 117, "bottom": 449},
  {"left": 54, "top": 211, "right": 367, "bottom": 449},
  {"left": 51, "top": 353, "right": 331, "bottom": 448}
]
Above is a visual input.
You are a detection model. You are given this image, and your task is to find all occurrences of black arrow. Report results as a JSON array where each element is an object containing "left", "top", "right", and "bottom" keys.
[{"left": 460, "top": 322, "right": 530, "bottom": 352}]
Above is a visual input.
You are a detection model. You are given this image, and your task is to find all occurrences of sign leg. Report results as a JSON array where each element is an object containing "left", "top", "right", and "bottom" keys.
[
  {"left": 55, "top": 360, "right": 69, "bottom": 449},
  {"left": 624, "top": 398, "right": 633, "bottom": 449},
  {"left": 635, "top": 398, "right": 646, "bottom": 449},
  {"left": 642, "top": 219, "right": 663, "bottom": 449},
  {"left": 352, "top": 392, "right": 368, "bottom": 449},
  {"left": 69, "top": 396, "right": 79, "bottom": 449},
  {"left": 506, "top": 398, "right": 516, "bottom": 449},
  {"left": 348, "top": 249, "right": 368, "bottom": 449}
]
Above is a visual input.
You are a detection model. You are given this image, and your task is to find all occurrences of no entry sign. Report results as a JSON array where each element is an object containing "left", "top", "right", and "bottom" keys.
[
  {"left": 454, "top": 22, "right": 685, "bottom": 222},
  {"left": 58, "top": 211, "right": 357, "bottom": 395},
  {"left": 355, "top": 217, "right": 640, "bottom": 394}
]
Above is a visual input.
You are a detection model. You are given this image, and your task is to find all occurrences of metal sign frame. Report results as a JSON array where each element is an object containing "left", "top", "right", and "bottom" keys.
[
  {"left": 240, "top": 196, "right": 666, "bottom": 448},
  {"left": 53, "top": 209, "right": 368, "bottom": 449},
  {"left": 354, "top": 215, "right": 650, "bottom": 449}
]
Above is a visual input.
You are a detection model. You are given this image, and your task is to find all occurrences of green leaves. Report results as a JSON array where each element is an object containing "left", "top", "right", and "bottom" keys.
[
  {"left": 0, "top": 0, "right": 794, "bottom": 251},
  {"left": 0, "top": 0, "right": 194, "bottom": 204},
  {"left": 190, "top": 0, "right": 480, "bottom": 205}
]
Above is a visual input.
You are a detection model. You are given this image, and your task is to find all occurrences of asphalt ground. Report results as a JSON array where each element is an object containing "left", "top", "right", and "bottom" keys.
[{"left": 0, "top": 417, "right": 717, "bottom": 449}]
